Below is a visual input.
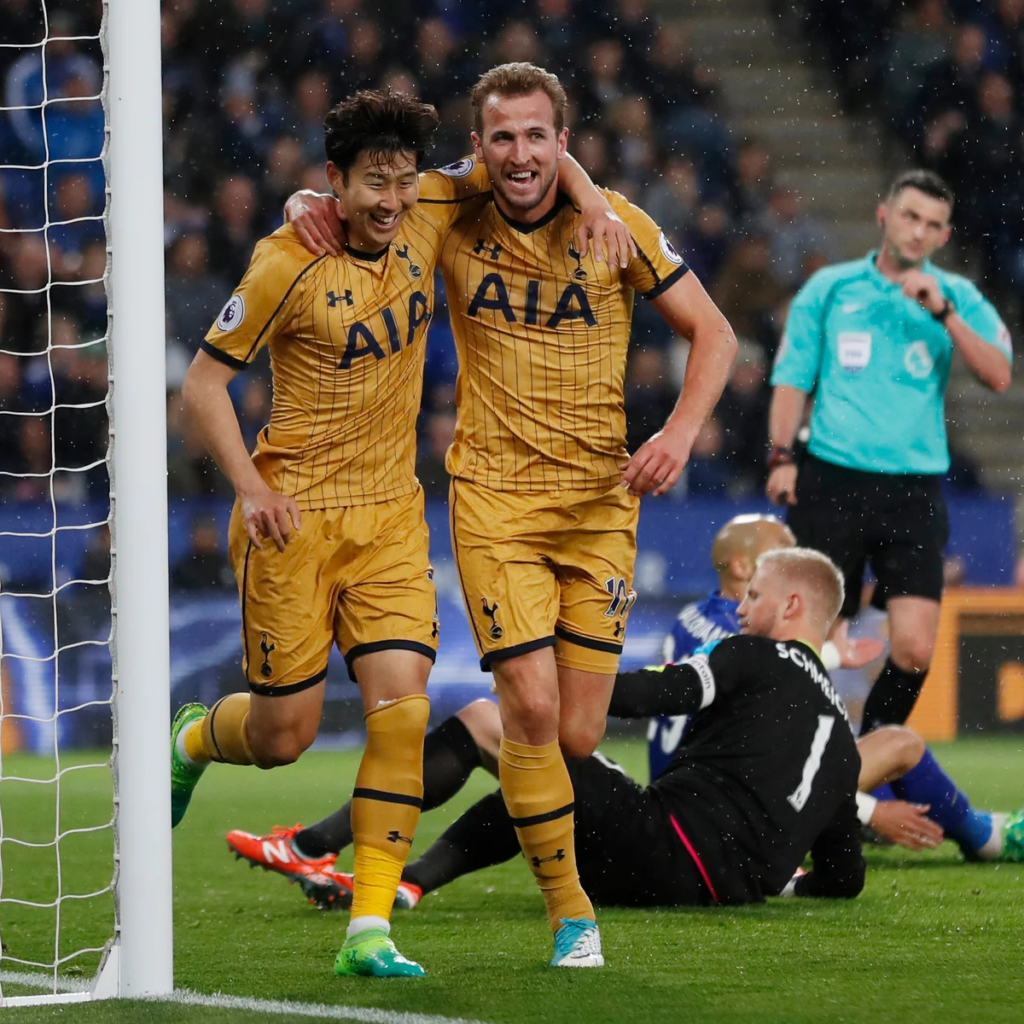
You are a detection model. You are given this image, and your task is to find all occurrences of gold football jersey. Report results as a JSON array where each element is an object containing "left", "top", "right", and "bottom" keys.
[
  {"left": 202, "top": 162, "right": 490, "bottom": 509},
  {"left": 439, "top": 172, "right": 689, "bottom": 490}
]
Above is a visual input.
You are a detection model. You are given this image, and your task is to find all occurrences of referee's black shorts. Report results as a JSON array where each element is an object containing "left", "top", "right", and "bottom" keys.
[
  {"left": 786, "top": 454, "right": 949, "bottom": 620},
  {"left": 568, "top": 754, "right": 713, "bottom": 908}
]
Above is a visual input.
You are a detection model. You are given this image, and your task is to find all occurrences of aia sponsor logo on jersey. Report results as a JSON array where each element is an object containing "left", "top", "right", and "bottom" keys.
[
  {"left": 468, "top": 273, "right": 597, "bottom": 329},
  {"left": 336, "top": 291, "right": 431, "bottom": 369}
]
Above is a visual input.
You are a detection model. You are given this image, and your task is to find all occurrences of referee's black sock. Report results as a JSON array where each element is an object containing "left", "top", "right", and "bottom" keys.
[
  {"left": 294, "top": 714, "right": 483, "bottom": 858},
  {"left": 860, "top": 658, "right": 928, "bottom": 736},
  {"left": 403, "top": 788, "right": 522, "bottom": 895}
]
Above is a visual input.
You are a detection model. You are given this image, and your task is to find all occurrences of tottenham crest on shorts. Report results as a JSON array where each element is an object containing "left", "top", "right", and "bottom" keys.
[
  {"left": 658, "top": 232, "right": 684, "bottom": 265},
  {"left": 216, "top": 294, "right": 245, "bottom": 332},
  {"left": 439, "top": 157, "right": 474, "bottom": 178}
]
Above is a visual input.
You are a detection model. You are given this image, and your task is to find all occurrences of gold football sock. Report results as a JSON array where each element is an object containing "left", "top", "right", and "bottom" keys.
[
  {"left": 181, "top": 720, "right": 211, "bottom": 764},
  {"left": 198, "top": 693, "right": 257, "bottom": 765},
  {"left": 349, "top": 693, "right": 430, "bottom": 925},
  {"left": 499, "top": 737, "right": 594, "bottom": 931}
]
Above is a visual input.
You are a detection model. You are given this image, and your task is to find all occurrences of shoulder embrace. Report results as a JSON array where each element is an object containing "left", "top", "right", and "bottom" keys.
[{"left": 261, "top": 224, "right": 325, "bottom": 268}]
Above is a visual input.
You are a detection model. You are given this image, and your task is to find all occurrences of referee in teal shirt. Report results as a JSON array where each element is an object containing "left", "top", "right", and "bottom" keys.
[{"left": 767, "top": 170, "right": 1012, "bottom": 735}]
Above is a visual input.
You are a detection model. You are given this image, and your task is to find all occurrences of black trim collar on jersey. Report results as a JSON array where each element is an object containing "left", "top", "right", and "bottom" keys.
[
  {"left": 344, "top": 243, "right": 389, "bottom": 262},
  {"left": 494, "top": 190, "right": 570, "bottom": 233}
]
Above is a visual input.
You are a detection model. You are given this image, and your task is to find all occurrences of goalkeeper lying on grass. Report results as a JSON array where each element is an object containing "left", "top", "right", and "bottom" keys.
[
  {"left": 231, "top": 548, "right": 875, "bottom": 912},
  {"left": 228, "top": 525, "right": 1023, "bottom": 912}
]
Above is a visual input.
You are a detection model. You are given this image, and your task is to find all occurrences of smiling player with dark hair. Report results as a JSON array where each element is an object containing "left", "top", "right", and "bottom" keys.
[{"left": 169, "top": 89, "right": 456, "bottom": 979}]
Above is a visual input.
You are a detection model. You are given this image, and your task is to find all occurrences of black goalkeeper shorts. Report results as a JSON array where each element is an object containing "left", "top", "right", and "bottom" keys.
[
  {"left": 569, "top": 754, "right": 714, "bottom": 908},
  {"left": 786, "top": 454, "right": 949, "bottom": 620}
]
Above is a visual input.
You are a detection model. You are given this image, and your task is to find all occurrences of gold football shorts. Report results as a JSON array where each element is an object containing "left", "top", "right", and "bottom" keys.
[
  {"left": 228, "top": 486, "right": 438, "bottom": 694},
  {"left": 450, "top": 478, "right": 639, "bottom": 675}
]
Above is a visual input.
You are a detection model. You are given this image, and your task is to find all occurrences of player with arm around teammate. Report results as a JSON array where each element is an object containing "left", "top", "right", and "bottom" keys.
[
  {"left": 286, "top": 62, "right": 738, "bottom": 967},
  {"left": 766, "top": 169, "right": 1012, "bottom": 736},
  {"left": 168, "top": 91, "right": 460, "bottom": 979}
]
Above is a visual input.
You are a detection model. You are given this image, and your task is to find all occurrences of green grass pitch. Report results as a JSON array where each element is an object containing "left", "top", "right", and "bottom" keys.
[{"left": 2, "top": 736, "right": 1023, "bottom": 1023}]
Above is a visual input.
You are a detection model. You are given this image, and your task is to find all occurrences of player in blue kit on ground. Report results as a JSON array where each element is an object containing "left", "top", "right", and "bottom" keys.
[{"left": 766, "top": 169, "right": 1012, "bottom": 736}]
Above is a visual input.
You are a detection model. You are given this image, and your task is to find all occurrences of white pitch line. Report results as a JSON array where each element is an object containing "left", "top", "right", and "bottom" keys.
[
  {"left": 0, "top": 970, "right": 91, "bottom": 993},
  {"left": 0, "top": 972, "right": 493, "bottom": 1024},
  {"left": 164, "top": 989, "right": 493, "bottom": 1024}
]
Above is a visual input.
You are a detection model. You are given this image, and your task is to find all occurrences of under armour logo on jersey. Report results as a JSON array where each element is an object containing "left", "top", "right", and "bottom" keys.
[
  {"left": 327, "top": 289, "right": 354, "bottom": 307},
  {"left": 393, "top": 244, "right": 422, "bottom": 278},
  {"left": 387, "top": 830, "right": 413, "bottom": 845},
  {"left": 259, "top": 632, "right": 276, "bottom": 678},
  {"left": 473, "top": 238, "right": 503, "bottom": 260},
  {"left": 531, "top": 849, "right": 566, "bottom": 867},
  {"left": 567, "top": 241, "right": 587, "bottom": 280},
  {"left": 481, "top": 599, "right": 503, "bottom": 640}
]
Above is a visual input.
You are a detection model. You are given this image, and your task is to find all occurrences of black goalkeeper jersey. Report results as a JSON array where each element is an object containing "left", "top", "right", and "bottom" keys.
[{"left": 610, "top": 634, "right": 863, "bottom": 904}]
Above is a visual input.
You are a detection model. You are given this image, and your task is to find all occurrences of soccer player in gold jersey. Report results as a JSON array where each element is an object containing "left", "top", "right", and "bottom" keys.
[
  {"left": 169, "top": 87, "right": 629, "bottom": 978},
  {"left": 168, "top": 91, "right": 462, "bottom": 979},
  {"left": 286, "top": 64, "right": 737, "bottom": 968}
]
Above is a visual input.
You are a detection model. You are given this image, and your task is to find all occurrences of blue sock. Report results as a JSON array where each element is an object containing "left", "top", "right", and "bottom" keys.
[{"left": 889, "top": 749, "right": 993, "bottom": 852}]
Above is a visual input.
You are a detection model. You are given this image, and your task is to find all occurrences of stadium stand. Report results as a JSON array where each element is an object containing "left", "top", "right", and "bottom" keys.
[{"left": 0, "top": 0, "right": 1017, "bottom": 562}]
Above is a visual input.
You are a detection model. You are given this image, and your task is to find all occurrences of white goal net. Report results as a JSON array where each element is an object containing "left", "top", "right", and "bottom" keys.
[{"left": 0, "top": 0, "right": 171, "bottom": 1006}]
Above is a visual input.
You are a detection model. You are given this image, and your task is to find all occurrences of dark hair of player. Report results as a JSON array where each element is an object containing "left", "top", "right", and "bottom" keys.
[
  {"left": 887, "top": 169, "right": 955, "bottom": 211},
  {"left": 470, "top": 63, "right": 568, "bottom": 135},
  {"left": 323, "top": 90, "right": 439, "bottom": 180}
]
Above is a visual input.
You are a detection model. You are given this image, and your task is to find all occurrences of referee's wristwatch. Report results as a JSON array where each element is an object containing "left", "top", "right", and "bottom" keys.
[{"left": 932, "top": 298, "right": 955, "bottom": 323}]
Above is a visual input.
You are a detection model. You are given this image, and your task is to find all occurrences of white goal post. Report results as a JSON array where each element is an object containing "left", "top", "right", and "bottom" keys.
[
  {"left": 0, "top": 0, "right": 172, "bottom": 1006},
  {"left": 106, "top": 0, "right": 173, "bottom": 999}
]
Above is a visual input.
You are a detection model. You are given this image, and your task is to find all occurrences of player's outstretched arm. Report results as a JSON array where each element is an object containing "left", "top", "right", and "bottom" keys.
[
  {"left": 864, "top": 797, "right": 943, "bottom": 851},
  {"left": 557, "top": 153, "right": 636, "bottom": 269},
  {"left": 608, "top": 666, "right": 697, "bottom": 719},
  {"left": 765, "top": 385, "right": 808, "bottom": 506},
  {"left": 823, "top": 620, "right": 885, "bottom": 671},
  {"left": 283, "top": 190, "right": 346, "bottom": 256},
  {"left": 182, "top": 351, "right": 301, "bottom": 552},
  {"left": 621, "top": 273, "right": 737, "bottom": 497}
]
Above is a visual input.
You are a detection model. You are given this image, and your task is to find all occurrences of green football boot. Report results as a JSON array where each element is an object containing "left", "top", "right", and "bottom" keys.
[
  {"left": 170, "top": 702, "right": 209, "bottom": 828},
  {"left": 333, "top": 928, "right": 425, "bottom": 978},
  {"left": 999, "top": 809, "right": 1024, "bottom": 862}
]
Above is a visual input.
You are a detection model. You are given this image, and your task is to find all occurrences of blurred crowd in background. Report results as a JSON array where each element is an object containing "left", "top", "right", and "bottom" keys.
[
  {"left": 0, "top": 0, "right": 1000, "bottom": 539},
  {"left": 798, "top": 0, "right": 1024, "bottom": 298}
]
